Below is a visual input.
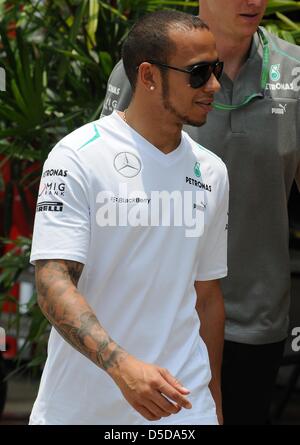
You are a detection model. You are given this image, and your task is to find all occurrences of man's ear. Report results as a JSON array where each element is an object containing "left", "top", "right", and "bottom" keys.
[{"left": 137, "top": 62, "right": 157, "bottom": 92}]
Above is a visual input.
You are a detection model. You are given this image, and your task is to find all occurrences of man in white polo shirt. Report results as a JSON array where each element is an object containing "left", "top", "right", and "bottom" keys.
[{"left": 30, "top": 10, "right": 229, "bottom": 425}]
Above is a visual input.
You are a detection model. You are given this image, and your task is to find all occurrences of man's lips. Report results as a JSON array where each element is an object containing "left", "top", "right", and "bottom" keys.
[
  {"left": 239, "top": 13, "right": 260, "bottom": 19},
  {"left": 195, "top": 101, "right": 213, "bottom": 112},
  {"left": 195, "top": 98, "right": 214, "bottom": 106}
]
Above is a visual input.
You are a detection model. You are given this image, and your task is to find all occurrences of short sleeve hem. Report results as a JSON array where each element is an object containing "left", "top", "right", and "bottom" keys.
[
  {"left": 30, "top": 252, "right": 87, "bottom": 266},
  {"left": 195, "top": 268, "right": 228, "bottom": 282}
]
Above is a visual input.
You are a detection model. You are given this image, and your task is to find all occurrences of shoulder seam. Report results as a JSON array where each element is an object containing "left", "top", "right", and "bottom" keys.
[
  {"left": 78, "top": 123, "right": 101, "bottom": 151},
  {"left": 196, "top": 143, "right": 225, "bottom": 167},
  {"left": 266, "top": 31, "right": 300, "bottom": 64}
]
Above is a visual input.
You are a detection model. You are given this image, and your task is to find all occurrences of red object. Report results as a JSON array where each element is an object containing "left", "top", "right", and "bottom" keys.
[
  {"left": 10, "top": 183, "right": 35, "bottom": 237},
  {"left": 2, "top": 282, "right": 19, "bottom": 313},
  {"left": 4, "top": 2, "right": 25, "bottom": 40},
  {"left": 3, "top": 335, "right": 17, "bottom": 359}
]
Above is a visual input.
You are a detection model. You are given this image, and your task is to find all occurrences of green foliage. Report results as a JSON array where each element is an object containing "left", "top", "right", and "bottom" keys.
[
  {"left": 0, "top": 237, "right": 49, "bottom": 375},
  {"left": 0, "top": 0, "right": 300, "bottom": 374},
  {"left": 263, "top": 0, "right": 300, "bottom": 43}
]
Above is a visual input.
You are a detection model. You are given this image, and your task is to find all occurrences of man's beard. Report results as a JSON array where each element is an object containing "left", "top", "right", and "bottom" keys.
[{"left": 161, "top": 73, "right": 207, "bottom": 127}]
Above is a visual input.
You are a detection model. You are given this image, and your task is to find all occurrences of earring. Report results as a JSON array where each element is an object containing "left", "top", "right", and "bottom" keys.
[{"left": 150, "top": 86, "right": 155, "bottom": 91}]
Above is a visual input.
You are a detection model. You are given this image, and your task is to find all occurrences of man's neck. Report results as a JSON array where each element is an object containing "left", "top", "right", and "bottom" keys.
[
  {"left": 214, "top": 34, "right": 253, "bottom": 81},
  {"left": 120, "top": 103, "right": 182, "bottom": 154},
  {"left": 200, "top": 11, "right": 254, "bottom": 81}
]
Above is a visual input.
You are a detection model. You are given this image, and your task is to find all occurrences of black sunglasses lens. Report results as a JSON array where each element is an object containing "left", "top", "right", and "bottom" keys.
[
  {"left": 189, "top": 62, "right": 223, "bottom": 88},
  {"left": 189, "top": 66, "right": 209, "bottom": 88},
  {"left": 213, "top": 62, "right": 223, "bottom": 80}
]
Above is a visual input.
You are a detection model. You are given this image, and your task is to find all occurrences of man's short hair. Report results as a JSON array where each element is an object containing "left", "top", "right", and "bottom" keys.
[{"left": 122, "top": 10, "right": 209, "bottom": 90}]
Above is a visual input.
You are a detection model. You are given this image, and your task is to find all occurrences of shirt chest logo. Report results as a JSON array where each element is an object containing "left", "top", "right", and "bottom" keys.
[
  {"left": 114, "top": 152, "right": 142, "bottom": 178},
  {"left": 185, "top": 161, "right": 212, "bottom": 192},
  {"left": 266, "top": 66, "right": 300, "bottom": 91},
  {"left": 270, "top": 64, "right": 281, "bottom": 82},
  {"left": 194, "top": 162, "right": 201, "bottom": 178},
  {"left": 271, "top": 103, "right": 287, "bottom": 115}
]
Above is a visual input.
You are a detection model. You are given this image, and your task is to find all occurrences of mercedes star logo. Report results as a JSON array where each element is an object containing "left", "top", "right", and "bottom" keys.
[{"left": 114, "top": 152, "right": 142, "bottom": 178}]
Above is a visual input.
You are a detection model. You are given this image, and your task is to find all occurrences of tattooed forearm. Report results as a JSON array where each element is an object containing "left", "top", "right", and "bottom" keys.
[
  {"left": 35, "top": 259, "right": 128, "bottom": 374},
  {"left": 66, "top": 261, "right": 83, "bottom": 286},
  {"left": 36, "top": 259, "right": 83, "bottom": 291}
]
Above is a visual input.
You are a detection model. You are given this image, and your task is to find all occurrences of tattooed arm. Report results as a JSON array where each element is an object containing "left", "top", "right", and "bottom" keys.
[
  {"left": 36, "top": 259, "right": 126, "bottom": 371},
  {"left": 35, "top": 259, "right": 192, "bottom": 421}
]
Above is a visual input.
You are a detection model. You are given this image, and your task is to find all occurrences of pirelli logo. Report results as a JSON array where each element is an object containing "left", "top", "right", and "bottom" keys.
[{"left": 36, "top": 201, "right": 64, "bottom": 212}]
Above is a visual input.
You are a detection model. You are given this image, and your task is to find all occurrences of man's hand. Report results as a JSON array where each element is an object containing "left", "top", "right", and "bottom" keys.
[{"left": 109, "top": 354, "right": 192, "bottom": 421}]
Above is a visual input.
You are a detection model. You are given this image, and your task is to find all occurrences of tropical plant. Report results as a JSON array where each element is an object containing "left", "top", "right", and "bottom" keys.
[
  {"left": 264, "top": 0, "right": 300, "bottom": 43},
  {"left": 0, "top": 0, "right": 300, "bottom": 376}
]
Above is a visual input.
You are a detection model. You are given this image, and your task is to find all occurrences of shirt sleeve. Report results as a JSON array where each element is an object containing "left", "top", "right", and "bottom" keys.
[
  {"left": 30, "top": 145, "right": 90, "bottom": 265},
  {"left": 195, "top": 167, "right": 229, "bottom": 281},
  {"left": 100, "top": 60, "right": 132, "bottom": 117}
]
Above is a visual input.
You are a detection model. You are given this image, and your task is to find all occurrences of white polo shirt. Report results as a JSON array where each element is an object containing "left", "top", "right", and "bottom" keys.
[{"left": 30, "top": 111, "right": 229, "bottom": 425}]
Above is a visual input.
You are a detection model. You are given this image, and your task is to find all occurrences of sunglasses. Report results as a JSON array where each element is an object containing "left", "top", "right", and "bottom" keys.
[{"left": 145, "top": 60, "right": 224, "bottom": 89}]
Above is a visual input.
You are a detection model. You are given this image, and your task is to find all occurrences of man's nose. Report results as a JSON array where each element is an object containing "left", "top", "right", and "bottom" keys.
[
  {"left": 203, "top": 73, "right": 221, "bottom": 93},
  {"left": 247, "top": 0, "right": 265, "bottom": 7}
]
